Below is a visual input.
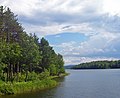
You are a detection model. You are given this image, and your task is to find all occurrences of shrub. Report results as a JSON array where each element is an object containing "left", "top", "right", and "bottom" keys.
[
  {"left": 0, "top": 83, "right": 14, "bottom": 95},
  {"left": 27, "top": 71, "right": 39, "bottom": 81},
  {"left": 38, "top": 69, "right": 50, "bottom": 80}
]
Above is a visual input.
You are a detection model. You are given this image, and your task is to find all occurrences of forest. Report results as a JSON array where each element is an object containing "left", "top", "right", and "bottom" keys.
[
  {"left": 0, "top": 6, "right": 65, "bottom": 94},
  {"left": 72, "top": 60, "right": 120, "bottom": 69}
]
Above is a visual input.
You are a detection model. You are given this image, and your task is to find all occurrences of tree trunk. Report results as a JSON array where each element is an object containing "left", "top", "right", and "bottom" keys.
[
  {"left": 7, "top": 63, "right": 10, "bottom": 81},
  {"left": 10, "top": 63, "right": 13, "bottom": 82},
  {"left": 25, "top": 70, "right": 28, "bottom": 82},
  {"left": 16, "top": 62, "right": 19, "bottom": 82}
]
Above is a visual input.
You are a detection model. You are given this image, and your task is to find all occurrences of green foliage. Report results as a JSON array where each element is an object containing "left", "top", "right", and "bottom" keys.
[
  {"left": 0, "top": 79, "right": 57, "bottom": 95},
  {"left": 72, "top": 60, "right": 120, "bottom": 69},
  {"left": 38, "top": 69, "right": 50, "bottom": 80},
  {"left": 49, "top": 64, "right": 57, "bottom": 76},
  {"left": 0, "top": 5, "right": 66, "bottom": 95},
  {"left": 0, "top": 83, "right": 14, "bottom": 95},
  {"left": 27, "top": 71, "right": 39, "bottom": 81},
  {"left": 16, "top": 73, "right": 26, "bottom": 82},
  {"left": 39, "top": 38, "right": 65, "bottom": 75},
  {"left": 0, "top": 6, "right": 66, "bottom": 95}
]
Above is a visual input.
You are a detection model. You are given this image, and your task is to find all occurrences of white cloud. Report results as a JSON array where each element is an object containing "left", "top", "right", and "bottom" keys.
[
  {"left": 58, "top": 32, "right": 119, "bottom": 56},
  {"left": 1, "top": 0, "right": 39, "bottom": 16},
  {"left": 23, "top": 23, "right": 94, "bottom": 37},
  {"left": 1, "top": 0, "right": 120, "bottom": 37},
  {"left": 1, "top": 0, "right": 120, "bottom": 65},
  {"left": 65, "top": 57, "right": 119, "bottom": 65},
  {"left": 23, "top": 23, "right": 62, "bottom": 36},
  {"left": 1, "top": 0, "right": 102, "bottom": 16},
  {"left": 103, "top": 0, "right": 120, "bottom": 15},
  {"left": 62, "top": 23, "right": 94, "bottom": 36},
  {"left": 55, "top": 32, "right": 120, "bottom": 65}
]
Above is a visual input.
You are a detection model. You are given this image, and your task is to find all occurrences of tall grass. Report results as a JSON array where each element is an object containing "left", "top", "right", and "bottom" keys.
[
  {"left": 0, "top": 79, "right": 57, "bottom": 95},
  {"left": 0, "top": 71, "right": 68, "bottom": 95}
]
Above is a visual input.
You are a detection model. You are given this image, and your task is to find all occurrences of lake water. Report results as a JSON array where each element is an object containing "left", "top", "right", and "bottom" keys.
[{"left": 2, "top": 69, "right": 120, "bottom": 98}]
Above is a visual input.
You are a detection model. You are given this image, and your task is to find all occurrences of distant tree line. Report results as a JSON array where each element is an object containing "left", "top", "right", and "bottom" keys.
[
  {"left": 0, "top": 6, "right": 65, "bottom": 82},
  {"left": 72, "top": 60, "right": 120, "bottom": 69}
]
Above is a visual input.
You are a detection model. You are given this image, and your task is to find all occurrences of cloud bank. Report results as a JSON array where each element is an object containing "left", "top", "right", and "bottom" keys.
[{"left": 1, "top": 0, "right": 120, "bottom": 65}]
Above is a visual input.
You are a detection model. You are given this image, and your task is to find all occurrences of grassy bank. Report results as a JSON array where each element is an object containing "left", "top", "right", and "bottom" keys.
[
  {"left": 0, "top": 71, "right": 69, "bottom": 95},
  {"left": 0, "top": 79, "right": 58, "bottom": 95},
  {"left": 0, "top": 73, "right": 69, "bottom": 95},
  {"left": 49, "top": 73, "right": 69, "bottom": 79}
]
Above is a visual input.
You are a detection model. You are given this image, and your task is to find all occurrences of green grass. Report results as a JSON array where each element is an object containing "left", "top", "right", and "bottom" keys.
[
  {"left": 0, "top": 72, "right": 68, "bottom": 95},
  {"left": 49, "top": 73, "right": 69, "bottom": 79},
  {"left": 0, "top": 79, "right": 58, "bottom": 95}
]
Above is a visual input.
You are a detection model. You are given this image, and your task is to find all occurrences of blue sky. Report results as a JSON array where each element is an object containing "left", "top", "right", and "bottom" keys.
[
  {"left": 1, "top": 0, "right": 120, "bottom": 65},
  {"left": 45, "top": 33, "right": 88, "bottom": 45}
]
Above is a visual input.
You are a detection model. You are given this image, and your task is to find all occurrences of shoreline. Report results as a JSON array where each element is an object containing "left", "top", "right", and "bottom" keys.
[
  {"left": 0, "top": 73, "right": 68, "bottom": 95},
  {"left": 0, "top": 79, "right": 57, "bottom": 95}
]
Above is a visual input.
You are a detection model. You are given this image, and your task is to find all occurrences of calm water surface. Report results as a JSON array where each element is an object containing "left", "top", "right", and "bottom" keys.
[{"left": 2, "top": 69, "right": 120, "bottom": 98}]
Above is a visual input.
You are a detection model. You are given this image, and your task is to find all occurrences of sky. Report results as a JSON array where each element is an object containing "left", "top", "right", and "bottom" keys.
[{"left": 1, "top": 0, "right": 120, "bottom": 65}]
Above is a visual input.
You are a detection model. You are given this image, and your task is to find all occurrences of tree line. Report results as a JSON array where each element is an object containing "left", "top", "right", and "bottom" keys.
[
  {"left": 0, "top": 6, "right": 65, "bottom": 82},
  {"left": 72, "top": 60, "right": 120, "bottom": 69}
]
